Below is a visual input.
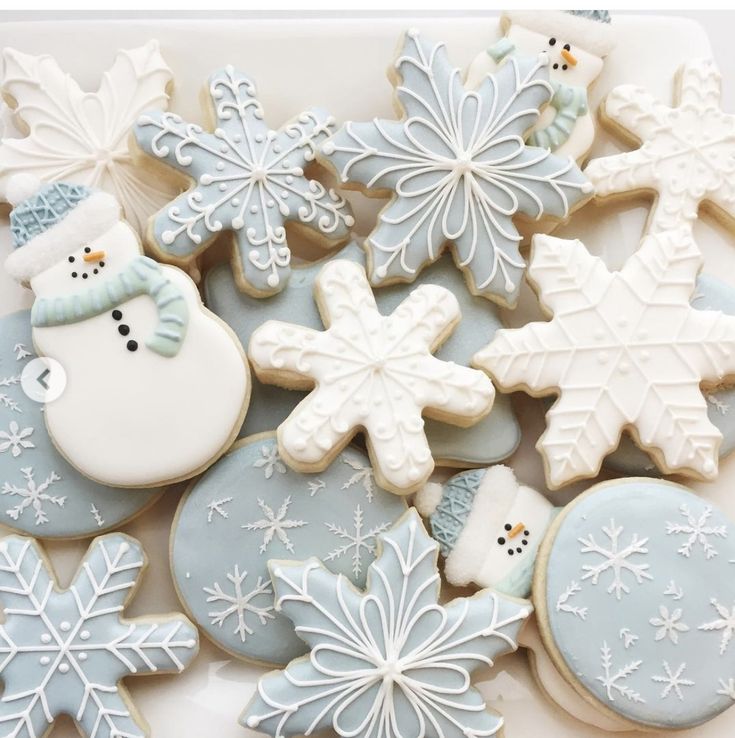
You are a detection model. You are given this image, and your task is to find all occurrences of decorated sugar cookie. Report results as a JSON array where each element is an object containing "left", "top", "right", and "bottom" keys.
[
  {"left": 585, "top": 58, "right": 735, "bottom": 233},
  {"left": 418, "top": 469, "right": 735, "bottom": 730},
  {"left": 0, "top": 42, "right": 177, "bottom": 234},
  {"left": 0, "top": 311, "right": 161, "bottom": 537},
  {"left": 133, "top": 65, "right": 353, "bottom": 294},
  {"left": 242, "top": 509, "right": 531, "bottom": 738},
  {"left": 205, "top": 240, "right": 520, "bottom": 467},
  {"left": 465, "top": 10, "right": 615, "bottom": 161},
  {"left": 607, "top": 273, "right": 735, "bottom": 476},
  {"left": 319, "top": 29, "right": 592, "bottom": 308},
  {"left": 170, "top": 434, "right": 407, "bottom": 666},
  {"left": 4, "top": 177, "right": 250, "bottom": 488},
  {"left": 0, "top": 532, "right": 198, "bottom": 738},
  {"left": 473, "top": 229, "right": 735, "bottom": 489},
  {"left": 248, "top": 259, "right": 496, "bottom": 494}
]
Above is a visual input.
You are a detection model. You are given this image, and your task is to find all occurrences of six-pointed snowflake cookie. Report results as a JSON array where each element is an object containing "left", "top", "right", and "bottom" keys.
[
  {"left": 0, "top": 42, "right": 177, "bottom": 234},
  {"left": 319, "top": 29, "right": 593, "bottom": 307},
  {"left": 242, "top": 509, "right": 531, "bottom": 738},
  {"left": 474, "top": 228, "right": 735, "bottom": 488},
  {"left": 585, "top": 58, "right": 735, "bottom": 234},
  {"left": 248, "top": 259, "right": 496, "bottom": 494},
  {"left": 134, "top": 65, "right": 354, "bottom": 295},
  {"left": 0, "top": 532, "right": 198, "bottom": 738}
]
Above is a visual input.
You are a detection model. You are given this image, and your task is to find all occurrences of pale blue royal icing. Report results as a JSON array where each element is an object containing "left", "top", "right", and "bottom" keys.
[
  {"left": 0, "top": 311, "right": 160, "bottom": 538},
  {"left": 204, "top": 241, "right": 520, "bottom": 467},
  {"left": 606, "top": 274, "right": 735, "bottom": 475},
  {"left": 544, "top": 479, "right": 735, "bottom": 729},
  {"left": 170, "top": 435, "right": 407, "bottom": 666}
]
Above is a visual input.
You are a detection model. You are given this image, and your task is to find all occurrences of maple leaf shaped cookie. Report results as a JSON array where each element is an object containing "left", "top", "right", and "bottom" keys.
[
  {"left": 474, "top": 229, "right": 735, "bottom": 489},
  {"left": 585, "top": 58, "right": 735, "bottom": 233},
  {"left": 0, "top": 42, "right": 177, "bottom": 234},
  {"left": 242, "top": 509, "right": 531, "bottom": 738},
  {"left": 319, "top": 29, "right": 592, "bottom": 308}
]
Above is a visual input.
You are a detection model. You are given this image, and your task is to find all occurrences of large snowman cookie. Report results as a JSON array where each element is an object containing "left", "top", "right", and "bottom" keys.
[
  {"left": 205, "top": 241, "right": 520, "bottom": 467},
  {"left": 170, "top": 434, "right": 407, "bottom": 666},
  {"left": 3, "top": 177, "right": 250, "bottom": 488},
  {"left": 0, "top": 311, "right": 161, "bottom": 537}
]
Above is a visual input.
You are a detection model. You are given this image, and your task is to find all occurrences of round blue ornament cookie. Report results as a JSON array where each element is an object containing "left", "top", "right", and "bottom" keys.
[{"left": 170, "top": 433, "right": 407, "bottom": 666}]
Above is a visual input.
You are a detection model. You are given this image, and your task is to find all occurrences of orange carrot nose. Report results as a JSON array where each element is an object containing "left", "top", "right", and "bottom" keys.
[
  {"left": 561, "top": 49, "right": 578, "bottom": 66},
  {"left": 83, "top": 250, "right": 105, "bottom": 263},
  {"left": 509, "top": 523, "right": 525, "bottom": 539}
]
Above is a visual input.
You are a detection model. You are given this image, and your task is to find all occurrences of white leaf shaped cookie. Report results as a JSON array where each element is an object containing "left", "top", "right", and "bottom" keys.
[
  {"left": 0, "top": 41, "right": 177, "bottom": 233},
  {"left": 474, "top": 229, "right": 735, "bottom": 488}
]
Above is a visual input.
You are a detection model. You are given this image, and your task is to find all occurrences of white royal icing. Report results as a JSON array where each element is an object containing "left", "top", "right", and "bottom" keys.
[
  {"left": 474, "top": 229, "right": 735, "bottom": 488},
  {"left": 0, "top": 42, "right": 177, "bottom": 234},
  {"left": 248, "top": 259, "right": 496, "bottom": 494},
  {"left": 585, "top": 58, "right": 735, "bottom": 233}
]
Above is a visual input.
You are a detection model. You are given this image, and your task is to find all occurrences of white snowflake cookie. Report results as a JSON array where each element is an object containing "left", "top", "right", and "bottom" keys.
[
  {"left": 248, "top": 259, "right": 496, "bottom": 494},
  {"left": 473, "top": 228, "right": 735, "bottom": 488},
  {"left": 133, "top": 65, "right": 354, "bottom": 295},
  {"left": 0, "top": 42, "right": 177, "bottom": 234},
  {"left": 0, "top": 532, "right": 198, "bottom": 738},
  {"left": 170, "top": 434, "right": 406, "bottom": 666},
  {"left": 584, "top": 58, "right": 735, "bottom": 234},
  {"left": 319, "top": 29, "right": 592, "bottom": 307},
  {"left": 242, "top": 509, "right": 531, "bottom": 738}
]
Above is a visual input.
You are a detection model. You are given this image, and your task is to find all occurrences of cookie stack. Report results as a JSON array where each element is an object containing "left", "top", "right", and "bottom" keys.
[{"left": 1, "top": 10, "right": 735, "bottom": 738}]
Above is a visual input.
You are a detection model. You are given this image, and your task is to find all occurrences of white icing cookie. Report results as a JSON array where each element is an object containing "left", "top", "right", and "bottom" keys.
[
  {"left": 248, "top": 259, "right": 496, "bottom": 494},
  {"left": 474, "top": 229, "right": 735, "bottom": 489},
  {"left": 585, "top": 58, "right": 735, "bottom": 233},
  {"left": 0, "top": 42, "right": 177, "bottom": 234}
]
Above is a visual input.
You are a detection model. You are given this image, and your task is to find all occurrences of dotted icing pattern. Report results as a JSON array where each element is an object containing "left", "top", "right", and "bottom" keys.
[
  {"left": 170, "top": 436, "right": 407, "bottom": 666},
  {"left": 542, "top": 479, "right": 735, "bottom": 729}
]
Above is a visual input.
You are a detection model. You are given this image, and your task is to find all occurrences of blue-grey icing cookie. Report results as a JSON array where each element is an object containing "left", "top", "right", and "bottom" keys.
[
  {"left": 539, "top": 478, "right": 735, "bottom": 730},
  {"left": 606, "top": 274, "right": 735, "bottom": 476},
  {"left": 0, "top": 311, "right": 160, "bottom": 537},
  {"left": 170, "top": 434, "right": 407, "bottom": 666},
  {"left": 204, "top": 242, "right": 520, "bottom": 467}
]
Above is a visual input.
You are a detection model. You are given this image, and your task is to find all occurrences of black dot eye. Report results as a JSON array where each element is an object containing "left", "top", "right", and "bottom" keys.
[
  {"left": 84, "top": 247, "right": 91, "bottom": 253},
  {"left": 504, "top": 523, "right": 512, "bottom": 532},
  {"left": 68, "top": 256, "right": 75, "bottom": 263},
  {"left": 497, "top": 537, "right": 506, "bottom": 546},
  {"left": 112, "top": 310, "right": 122, "bottom": 321},
  {"left": 562, "top": 64, "right": 568, "bottom": 70},
  {"left": 553, "top": 63, "right": 559, "bottom": 70},
  {"left": 563, "top": 43, "right": 571, "bottom": 51},
  {"left": 549, "top": 37, "right": 556, "bottom": 46},
  {"left": 82, "top": 273, "right": 88, "bottom": 279},
  {"left": 507, "top": 549, "right": 514, "bottom": 556},
  {"left": 71, "top": 272, "right": 77, "bottom": 278}
]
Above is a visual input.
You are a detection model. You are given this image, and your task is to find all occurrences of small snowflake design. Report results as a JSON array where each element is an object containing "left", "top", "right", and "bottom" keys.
[
  {"left": 2, "top": 467, "right": 65, "bottom": 526},
  {"left": 134, "top": 65, "right": 354, "bottom": 295},
  {"left": 323, "top": 505, "right": 391, "bottom": 577},
  {"left": 253, "top": 445, "right": 287, "bottom": 479},
  {"left": 341, "top": 454, "right": 375, "bottom": 502},
  {"left": 474, "top": 229, "right": 735, "bottom": 488},
  {"left": 698, "top": 598, "right": 735, "bottom": 655},
  {"left": 585, "top": 59, "right": 735, "bottom": 234},
  {"left": 717, "top": 678, "right": 735, "bottom": 700},
  {"left": 241, "top": 496, "right": 307, "bottom": 554},
  {"left": 243, "top": 510, "right": 531, "bottom": 738},
  {"left": 249, "top": 259, "right": 495, "bottom": 493},
  {"left": 649, "top": 605, "right": 690, "bottom": 644},
  {"left": 320, "top": 30, "right": 591, "bottom": 307},
  {"left": 0, "top": 422, "right": 34, "bottom": 458},
  {"left": 651, "top": 661, "right": 695, "bottom": 701},
  {"left": 666, "top": 503, "right": 727, "bottom": 560},
  {"left": 0, "top": 534, "right": 198, "bottom": 738},
  {"left": 596, "top": 642, "right": 645, "bottom": 704},
  {"left": 204, "top": 565, "right": 275, "bottom": 643},
  {"left": 578, "top": 519, "right": 652, "bottom": 600}
]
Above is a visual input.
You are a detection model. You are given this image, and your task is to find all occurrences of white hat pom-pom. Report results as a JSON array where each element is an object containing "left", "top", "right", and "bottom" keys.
[
  {"left": 414, "top": 481, "right": 445, "bottom": 517},
  {"left": 5, "top": 173, "right": 42, "bottom": 207}
]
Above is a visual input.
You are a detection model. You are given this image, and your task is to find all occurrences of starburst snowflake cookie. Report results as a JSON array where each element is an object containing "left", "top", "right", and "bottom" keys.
[
  {"left": 585, "top": 58, "right": 735, "bottom": 234},
  {"left": 170, "top": 434, "right": 406, "bottom": 666},
  {"left": 319, "top": 29, "right": 592, "bottom": 307},
  {"left": 474, "top": 228, "right": 735, "bottom": 489},
  {"left": 0, "top": 42, "right": 177, "bottom": 234},
  {"left": 0, "top": 532, "right": 198, "bottom": 738},
  {"left": 248, "top": 259, "right": 496, "bottom": 494},
  {"left": 242, "top": 509, "right": 531, "bottom": 738},
  {"left": 133, "top": 65, "right": 354, "bottom": 295}
]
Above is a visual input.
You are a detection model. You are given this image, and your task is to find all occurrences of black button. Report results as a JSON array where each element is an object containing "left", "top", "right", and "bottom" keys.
[
  {"left": 112, "top": 310, "right": 122, "bottom": 321},
  {"left": 126, "top": 340, "right": 138, "bottom": 352},
  {"left": 118, "top": 324, "right": 130, "bottom": 336}
]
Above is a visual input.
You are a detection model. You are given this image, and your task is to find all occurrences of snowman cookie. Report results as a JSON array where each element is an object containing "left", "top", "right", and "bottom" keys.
[
  {"left": 170, "top": 434, "right": 407, "bottom": 666},
  {"left": 466, "top": 11, "right": 615, "bottom": 162},
  {"left": 3, "top": 176, "right": 250, "bottom": 488},
  {"left": 205, "top": 240, "right": 520, "bottom": 467},
  {"left": 418, "top": 469, "right": 735, "bottom": 731}
]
